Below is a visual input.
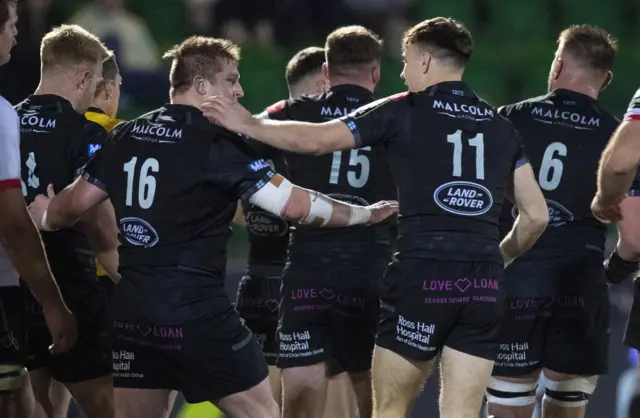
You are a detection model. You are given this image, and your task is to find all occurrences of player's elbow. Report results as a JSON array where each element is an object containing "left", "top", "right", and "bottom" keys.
[
  {"left": 520, "top": 201, "right": 549, "bottom": 234},
  {"left": 281, "top": 190, "right": 309, "bottom": 222}
]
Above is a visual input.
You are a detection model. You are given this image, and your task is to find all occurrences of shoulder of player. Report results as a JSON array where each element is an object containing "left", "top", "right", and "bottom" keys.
[{"left": 498, "top": 94, "right": 550, "bottom": 118}]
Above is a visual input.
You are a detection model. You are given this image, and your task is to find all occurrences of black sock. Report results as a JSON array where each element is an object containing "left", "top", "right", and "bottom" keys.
[{"left": 604, "top": 250, "right": 639, "bottom": 284}]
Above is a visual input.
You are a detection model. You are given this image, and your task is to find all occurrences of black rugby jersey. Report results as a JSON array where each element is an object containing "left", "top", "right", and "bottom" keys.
[
  {"left": 266, "top": 84, "right": 396, "bottom": 257},
  {"left": 82, "top": 104, "right": 275, "bottom": 281},
  {"left": 498, "top": 89, "right": 619, "bottom": 257},
  {"left": 340, "top": 81, "right": 527, "bottom": 263},
  {"left": 16, "top": 95, "right": 107, "bottom": 279},
  {"left": 242, "top": 139, "right": 290, "bottom": 277},
  {"left": 624, "top": 87, "right": 640, "bottom": 194}
]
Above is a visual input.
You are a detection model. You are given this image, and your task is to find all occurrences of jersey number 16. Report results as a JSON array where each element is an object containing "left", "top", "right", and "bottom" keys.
[{"left": 123, "top": 157, "right": 159, "bottom": 209}]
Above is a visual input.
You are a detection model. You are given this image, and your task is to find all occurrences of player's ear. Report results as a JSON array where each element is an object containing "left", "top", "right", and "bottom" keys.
[
  {"left": 322, "top": 62, "right": 329, "bottom": 80},
  {"left": 421, "top": 52, "right": 431, "bottom": 75},
  {"left": 552, "top": 58, "right": 563, "bottom": 81},
  {"left": 103, "top": 80, "right": 113, "bottom": 100},
  {"left": 600, "top": 71, "right": 613, "bottom": 92},
  {"left": 372, "top": 64, "right": 381, "bottom": 86},
  {"left": 78, "top": 70, "right": 91, "bottom": 91},
  {"left": 193, "top": 75, "right": 208, "bottom": 96}
]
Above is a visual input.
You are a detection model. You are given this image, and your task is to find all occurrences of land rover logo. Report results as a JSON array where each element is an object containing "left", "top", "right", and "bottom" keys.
[
  {"left": 434, "top": 181, "right": 493, "bottom": 216},
  {"left": 246, "top": 211, "right": 288, "bottom": 237},
  {"left": 511, "top": 199, "right": 573, "bottom": 227},
  {"left": 119, "top": 217, "right": 159, "bottom": 248}
]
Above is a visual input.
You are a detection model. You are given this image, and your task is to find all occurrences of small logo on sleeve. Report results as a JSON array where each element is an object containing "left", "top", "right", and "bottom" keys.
[
  {"left": 88, "top": 143, "right": 102, "bottom": 157},
  {"left": 248, "top": 159, "right": 270, "bottom": 172}
]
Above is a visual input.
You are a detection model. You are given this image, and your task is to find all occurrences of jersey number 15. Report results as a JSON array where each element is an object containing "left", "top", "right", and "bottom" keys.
[{"left": 123, "top": 157, "right": 159, "bottom": 209}]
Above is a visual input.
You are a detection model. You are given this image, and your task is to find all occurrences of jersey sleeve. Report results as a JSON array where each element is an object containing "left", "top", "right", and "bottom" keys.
[
  {"left": 80, "top": 145, "right": 108, "bottom": 192},
  {"left": 511, "top": 129, "right": 529, "bottom": 171},
  {"left": 339, "top": 92, "right": 407, "bottom": 148},
  {"left": 206, "top": 132, "right": 278, "bottom": 200},
  {"left": 0, "top": 104, "right": 21, "bottom": 190},
  {"left": 71, "top": 122, "right": 109, "bottom": 177},
  {"left": 623, "top": 88, "right": 640, "bottom": 122}
]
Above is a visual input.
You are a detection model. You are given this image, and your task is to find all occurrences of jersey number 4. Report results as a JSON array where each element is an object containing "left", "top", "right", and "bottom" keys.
[
  {"left": 329, "top": 147, "right": 371, "bottom": 188},
  {"left": 123, "top": 157, "right": 159, "bottom": 209}
]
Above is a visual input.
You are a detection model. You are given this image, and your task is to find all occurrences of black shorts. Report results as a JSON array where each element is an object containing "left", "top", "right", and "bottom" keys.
[
  {"left": 111, "top": 270, "right": 268, "bottom": 403},
  {"left": 624, "top": 280, "right": 640, "bottom": 350},
  {"left": 493, "top": 257, "right": 610, "bottom": 377},
  {"left": 21, "top": 277, "right": 111, "bottom": 383},
  {"left": 276, "top": 257, "right": 384, "bottom": 374},
  {"left": 376, "top": 258, "right": 504, "bottom": 362},
  {"left": 235, "top": 275, "right": 281, "bottom": 366},
  {"left": 0, "top": 287, "right": 27, "bottom": 373}
]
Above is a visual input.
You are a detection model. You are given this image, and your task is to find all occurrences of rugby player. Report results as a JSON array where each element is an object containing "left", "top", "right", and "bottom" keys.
[
  {"left": 234, "top": 46, "right": 326, "bottom": 406},
  {"left": 202, "top": 17, "right": 550, "bottom": 418},
  {"left": 487, "top": 25, "right": 619, "bottom": 418},
  {"left": 16, "top": 25, "right": 115, "bottom": 418},
  {"left": 85, "top": 50, "right": 123, "bottom": 291},
  {"left": 27, "top": 36, "right": 398, "bottom": 418},
  {"left": 259, "top": 26, "right": 394, "bottom": 418},
  {"left": 0, "top": 2, "right": 76, "bottom": 417}
]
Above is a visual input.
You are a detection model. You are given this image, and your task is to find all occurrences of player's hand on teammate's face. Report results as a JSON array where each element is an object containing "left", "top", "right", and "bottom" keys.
[
  {"left": 366, "top": 200, "right": 400, "bottom": 225},
  {"left": 27, "top": 184, "right": 55, "bottom": 230},
  {"left": 43, "top": 302, "right": 78, "bottom": 354},
  {"left": 590, "top": 194, "right": 623, "bottom": 223},
  {"left": 202, "top": 95, "right": 253, "bottom": 133}
]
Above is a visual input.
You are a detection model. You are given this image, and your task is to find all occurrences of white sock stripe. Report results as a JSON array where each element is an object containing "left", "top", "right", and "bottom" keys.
[
  {"left": 488, "top": 377, "right": 538, "bottom": 393},
  {"left": 544, "top": 377, "right": 596, "bottom": 394},
  {"left": 486, "top": 393, "right": 537, "bottom": 407},
  {"left": 543, "top": 394, "right": 589, "bottom": 408}
]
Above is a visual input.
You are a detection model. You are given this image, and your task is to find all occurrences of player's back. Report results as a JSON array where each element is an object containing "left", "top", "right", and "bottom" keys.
[
  {"left": 16, "top": 94, "right": 105, "bottom": 276},
  {"left": 266, "top": 84, "right": 396, "bottom": 250},
  {"left": 359, "top": 82, "right": 526, "bottom": 264},
  {"left": 498, "top": 89, "right": 619, "bottom": 257}
]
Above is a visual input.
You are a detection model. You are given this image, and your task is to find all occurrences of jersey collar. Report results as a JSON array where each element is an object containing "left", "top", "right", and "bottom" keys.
[
  {"left": 87, "top": 106, "right": 106, "bottom": 115},
  {"left": 549, "top": 88, "right": 597, "bottom": 103},
  {"left": 26, "top": 94, "right": 76, "bottom": 113},
  {"left": 424, "top": 81, "right": 477, "bottom": 99},
  {"left": 328, "top": 84, "right": 375, "bottom": 99}
]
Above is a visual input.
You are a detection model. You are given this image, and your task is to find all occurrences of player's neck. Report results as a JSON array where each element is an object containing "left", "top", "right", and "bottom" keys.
[
  {"left": 328, "top": 76, "right": 374, "bottom": 93},
  {"left": 170, "top": 92, "right": 203, "bottom": 111},
  {"left": 34, "top": 79, "right": 82, "bottom": 112},
  {"left": 551, "top": 82, "right": 599, "bottom": 100}
]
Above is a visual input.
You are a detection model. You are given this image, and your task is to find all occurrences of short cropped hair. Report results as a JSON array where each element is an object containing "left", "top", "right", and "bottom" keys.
[
  {"left": 285, "top": 47, "right": 325, "bottom": 89},
  {"left": 163, "top": 36, "right": 241, "bottom": 95},
  {"left": 0, "top": 0, "right": 16, "bottom": 30},
  {"left": 94, "top": 51, "right": 120, "bottom": 97},
  {"left": 325, "top": 25, "right": 383, "bottom": 76},
  {"left": 558, "top": 25, "right": 618, "bottom": 72},
  {"left": 402, "top": 18, "right": 473, "bottom": 68},
  {"left": 40, "top": 25, "right": 109, "bottom": 72}
]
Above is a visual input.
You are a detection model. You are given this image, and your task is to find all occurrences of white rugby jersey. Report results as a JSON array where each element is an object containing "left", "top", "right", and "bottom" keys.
[{"left": 0, "top": 95, "right": 22, "bottom": 287}]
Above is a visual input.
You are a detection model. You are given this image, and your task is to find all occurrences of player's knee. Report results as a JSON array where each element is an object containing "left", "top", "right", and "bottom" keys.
[
  {"left": 0, "top": 366, "right": 24, "bottom": 393},
  {"left": 543, "top": 376, "right": 596, "bottom": 408},
  {"left": 282, "top": 365, "right": 325, "bottom": 397},
  {"left": 485, "top": 378, "right": 538, "bottom": 407}
]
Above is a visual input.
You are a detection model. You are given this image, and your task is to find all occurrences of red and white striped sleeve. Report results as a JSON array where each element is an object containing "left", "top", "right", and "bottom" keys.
[
  {"left": 0, "top": 97, "right": 21, "bottom": 190},
  {"left": 623, "top": 88, "right": 640, "bottom": 122}
]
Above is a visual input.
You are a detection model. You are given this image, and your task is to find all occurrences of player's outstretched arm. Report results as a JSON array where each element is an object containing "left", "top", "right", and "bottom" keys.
[
  {"left": 595, "top": 120, "right": 640, "bottom": 211},
  {"left": 203, "top": 95, "right": 356, "bottom": 155},
  {"left": 500, "top": 163, "right": 549, "bottom": 266},
  {"left": 79, "top": 199, "right": 120, "bottom": 281},
  {"left": 247, "top": 173, "right": 398, "bottom": 228},
  {"left": 29, "top": 178, "right": 109, "bottom": 232}
]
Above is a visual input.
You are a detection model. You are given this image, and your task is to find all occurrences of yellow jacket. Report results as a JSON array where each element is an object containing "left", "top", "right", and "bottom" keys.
[{"left": 85, "top": 107, "right": 123, "bottom": 277}]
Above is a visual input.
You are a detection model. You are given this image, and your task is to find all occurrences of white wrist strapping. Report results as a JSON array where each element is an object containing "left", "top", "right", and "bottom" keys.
[
  {"left": 41, "top": 210, "right": 58, "bottom": 232},
  {"left": 301, "top": 192, "right": 333, "bottom": 226},
  {"left": 348, "top": 205, "right": 372, "bottom": 226}
]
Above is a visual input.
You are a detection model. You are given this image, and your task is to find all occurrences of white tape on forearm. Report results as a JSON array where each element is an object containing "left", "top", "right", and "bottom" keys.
[
  {"left": 301, "top": 192, "right": 333, "bottom": 226},
  {"left": 248, "top": 178, "right": 293, "bottom": 216},
  {"left": 347, "top": 205, "right": 371, "bottom": 226},
  {"left": 41, "top": 210, "right": 58, "bottom": 232}
]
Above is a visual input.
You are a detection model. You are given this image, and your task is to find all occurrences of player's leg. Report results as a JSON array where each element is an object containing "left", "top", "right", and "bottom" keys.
[
  {"left": 114, "top": 388, "right": 178, "bottom": 418},
  {"left": 488, "top": 294, "right": 546, "bottom": 418},
  {"left": 29, "top": 372, "right": 70, "bottom": 418},
  {"left": 438, "top": 262, "right": 505, "bottom": 418},
  {"left": 0, "top": 368, "right": 35, "bottom": 418},
  {"left": 324, "top": 371, "right": 358, "bottom": 418},
  {"left": 540, "top": 262, "right": 609, "bottom": 418},
  {"left": 235, "top": 275, "right": 282, "bottom": 405},
  {"left": 277, "top": 266, "right": 333, "bottom": 418},
  {"left": 52, "top": 280, "right": 114, "bottom": 418},
  {"left": 348, "top": 371, "right": 370, "bottom": 418},
  {"left": 371, "top": 345, "right": 434, "bottom": 418}
]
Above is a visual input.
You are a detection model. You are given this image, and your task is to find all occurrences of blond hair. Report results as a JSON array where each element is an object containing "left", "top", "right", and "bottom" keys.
[{"left": 40, "top": 24, "right": 109, "bottom": 72}]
